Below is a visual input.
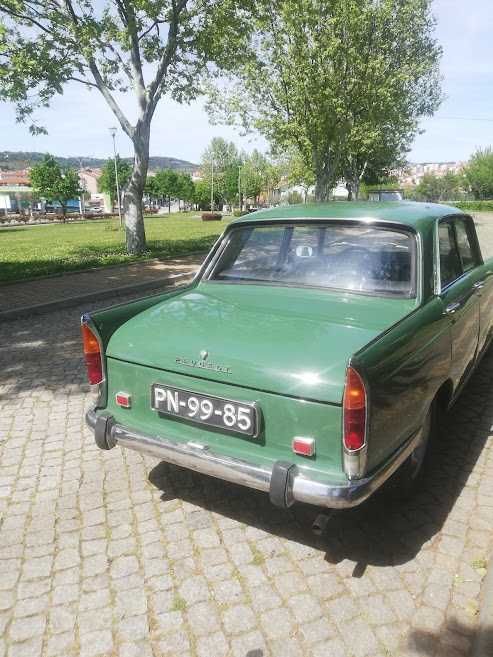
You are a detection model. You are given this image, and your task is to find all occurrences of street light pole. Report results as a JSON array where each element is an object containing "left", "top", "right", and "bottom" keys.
[
  {"left": 210, "top": 158, "right": 214, "bottom": 213},
  {"left": 238, "top": 165, "right": 242, "bottom": 212},
  {"left": 109, "top": 127, "right": 123, "bottom": 228}
]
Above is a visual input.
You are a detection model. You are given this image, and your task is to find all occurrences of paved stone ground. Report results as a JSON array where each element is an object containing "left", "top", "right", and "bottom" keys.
[
  {"left": 0, "top": 255, "right": 202, "bottom": 315},
  {"left": 1, "top": 216, "right": 493, "bottom": 657}
]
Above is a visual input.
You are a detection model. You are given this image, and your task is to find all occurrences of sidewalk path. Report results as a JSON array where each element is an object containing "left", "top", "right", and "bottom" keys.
[{"left": 0, "top": 254, "right": 204, "bottom": 321}]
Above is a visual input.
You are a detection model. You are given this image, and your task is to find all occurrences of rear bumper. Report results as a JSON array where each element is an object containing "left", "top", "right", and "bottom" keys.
[{"left": 86, "top": 408, "right": 421, "bottom": 509}]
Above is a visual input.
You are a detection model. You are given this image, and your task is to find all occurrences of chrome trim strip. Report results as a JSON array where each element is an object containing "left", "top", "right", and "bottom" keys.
[{"left": 86, "top": 409, "right": 422, "bottom": 509}]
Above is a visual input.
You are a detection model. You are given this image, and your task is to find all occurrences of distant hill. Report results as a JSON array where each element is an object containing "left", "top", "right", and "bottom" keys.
[{"left": 0, "top": 151, "right": 198, "bottom": 173}]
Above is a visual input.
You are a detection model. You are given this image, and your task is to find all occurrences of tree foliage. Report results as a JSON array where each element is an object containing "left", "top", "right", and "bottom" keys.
[
  {"left": 0, "top": 0, "right": 256, "bottom": 252},
  {"left": 280, "top": 149, "right": 316, "bottom": 202},
  {"left": 98, "top": 157, "right": 132, "bottom": 207},
  {"left": 201, "top": 137, "right": 242, "bottom": 206},
  {"left": 29, "top": 155, "right": 81, "bottom": 218},
  {"left": 411, "top": 172, "right": 464, "bottom": 202},
  {"left": 464, "top": 148, "right": 493, "bottom": 200},
  {"left": 208, "top": 0, "right": 442, "bottom": 200}
]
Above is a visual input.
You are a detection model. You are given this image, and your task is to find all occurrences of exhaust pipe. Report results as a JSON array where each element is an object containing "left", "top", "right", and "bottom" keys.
[{"left": 311, "top": 512, "right": 333, "bottom": 536}]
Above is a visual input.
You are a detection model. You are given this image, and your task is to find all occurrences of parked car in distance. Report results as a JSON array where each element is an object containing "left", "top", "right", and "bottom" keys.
[
  {"left": 368, "top": 189, "right": 404, "bottom": 202},
  {"left": 83, "top": 202, "right": 493, "bottom": 509}
]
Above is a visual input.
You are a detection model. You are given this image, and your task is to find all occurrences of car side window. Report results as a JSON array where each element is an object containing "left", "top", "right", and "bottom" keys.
[
  {"left": 454, "top": 217, "right": 477, "bottom": 272},
  {"left": 438, "top": 221, "right": 462, "bottom": 288}
]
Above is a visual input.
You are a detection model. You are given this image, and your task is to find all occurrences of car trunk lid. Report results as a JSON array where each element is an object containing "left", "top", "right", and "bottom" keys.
[{"left": 106, "top": 282, "right": 416, "bottom": 404}]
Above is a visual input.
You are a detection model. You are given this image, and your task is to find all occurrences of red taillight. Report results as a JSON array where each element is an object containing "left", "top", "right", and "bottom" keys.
[
  {"left": 343, "top": 366, "right": 366, "bottom": 451},
  {"left": 81, "top": 323, "right": 103, "bottom": 385}
]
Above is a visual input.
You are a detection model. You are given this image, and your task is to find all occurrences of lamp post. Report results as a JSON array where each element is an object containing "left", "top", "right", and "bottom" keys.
[
  {"left": 109, "top": 127, "right": 123, "bottom": 228},
  {"left": 238, "top": 165, "right": 242, "bottom": 212},
  {"left": 210, "top": 158, "right": 214, "bottom": 213}
]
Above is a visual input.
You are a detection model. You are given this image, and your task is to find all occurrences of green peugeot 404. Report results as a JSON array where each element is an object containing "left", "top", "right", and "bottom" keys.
[{"left": 83, "top": 202, "right": 493, "bottom": 509}]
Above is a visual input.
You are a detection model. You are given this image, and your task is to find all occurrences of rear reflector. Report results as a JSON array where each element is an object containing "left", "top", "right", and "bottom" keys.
[
  {"left": 343, "top": 366, "right": 366, "bottom": 451},
  {"left": 81, "top": 322, "right": 103, "bottom": 385},
  {"left": 115, "top": 392, "right": 131, "bottom": 408},
  {"left": 292, "top": 436, "right": 315, "bottom": 457}
]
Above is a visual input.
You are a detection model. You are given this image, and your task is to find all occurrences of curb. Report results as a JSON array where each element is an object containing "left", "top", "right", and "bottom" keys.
[
  {"left": 0, "top": 251, "right": 206, "bottom": 287},
  {"left": 473, "top": 557, "right": 493, "bottom": 657},
  {"left": 0, "top": 272, "right": 194, "bottom": 322}
]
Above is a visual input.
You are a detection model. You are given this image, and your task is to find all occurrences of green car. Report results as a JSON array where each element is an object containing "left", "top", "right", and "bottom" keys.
[{"left": 83, "top": 202, "right": 493, "bottom": 509}]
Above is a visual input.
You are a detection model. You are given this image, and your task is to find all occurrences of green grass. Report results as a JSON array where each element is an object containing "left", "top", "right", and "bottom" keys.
[{"left": 0, "top": 212, "right": 230, "bottom": 284}]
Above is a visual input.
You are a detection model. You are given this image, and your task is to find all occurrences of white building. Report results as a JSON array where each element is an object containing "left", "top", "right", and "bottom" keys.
[{"left": 394, "top": 161, "right": 465, "bottom": 186}]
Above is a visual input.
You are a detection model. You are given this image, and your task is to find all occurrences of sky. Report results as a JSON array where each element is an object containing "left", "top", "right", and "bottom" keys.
[{"left": 0, "top": 0, "right": 492, "bottom": 165}]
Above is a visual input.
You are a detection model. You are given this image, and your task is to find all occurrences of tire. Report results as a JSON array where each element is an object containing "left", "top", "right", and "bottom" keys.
[{"left": 389, "top": 402, "right": 435, "bottom": 499}]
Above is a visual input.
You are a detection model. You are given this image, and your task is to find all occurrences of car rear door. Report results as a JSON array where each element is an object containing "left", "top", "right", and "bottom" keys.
[{"left": 438, "top": 216, "right": 482, "bottom": 389}]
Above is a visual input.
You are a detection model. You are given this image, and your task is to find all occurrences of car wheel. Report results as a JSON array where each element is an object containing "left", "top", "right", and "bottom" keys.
[{"left": 389, "top": 402, "right": 435, "bottom": 498}]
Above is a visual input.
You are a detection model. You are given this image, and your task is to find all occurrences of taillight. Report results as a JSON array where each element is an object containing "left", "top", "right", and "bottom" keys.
[
  {"left": 81, "top": 322, "right": 103, "bottom": 385},
  {"left": 343, "top": 366, "right": 366, "bottom": 451}
]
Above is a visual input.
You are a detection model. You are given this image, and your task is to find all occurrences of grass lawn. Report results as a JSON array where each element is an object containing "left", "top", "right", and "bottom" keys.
[{"left": 0, "top": 212, "right": 231, "bottom": 284}]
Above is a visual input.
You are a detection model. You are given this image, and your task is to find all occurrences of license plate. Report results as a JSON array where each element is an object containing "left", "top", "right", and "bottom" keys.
[{"left": 151, "top": 384, "right": 259, "bottom": 437}]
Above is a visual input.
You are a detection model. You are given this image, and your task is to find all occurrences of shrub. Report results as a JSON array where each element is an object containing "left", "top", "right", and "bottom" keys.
[
  {"left": 201, "top": 212, "right": 222, "bottom": 221},
  {"left": 453, "top": 200, "right": 493, "bottom": 212}
]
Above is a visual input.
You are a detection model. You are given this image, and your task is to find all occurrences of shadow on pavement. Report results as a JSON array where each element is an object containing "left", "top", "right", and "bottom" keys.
[
  {"left": 409, "top": 618, "right": 493, "bottom": 657},
  {"left": 149, "top": 344, "right": 493, "bottom": 569}
]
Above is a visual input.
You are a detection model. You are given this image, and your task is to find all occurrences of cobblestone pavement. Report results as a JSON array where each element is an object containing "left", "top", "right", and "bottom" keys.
[{"left": 1, "top": 245, "right": 493, "bottom": 657}]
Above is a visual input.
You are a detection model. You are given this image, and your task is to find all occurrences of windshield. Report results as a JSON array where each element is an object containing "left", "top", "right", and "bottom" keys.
[{"left": 208, "top": 222, "right": 417, "bottom": 297}]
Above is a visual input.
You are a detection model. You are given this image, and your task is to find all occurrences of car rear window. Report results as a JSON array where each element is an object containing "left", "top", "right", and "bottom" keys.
[{"left": 209, "top": 222, "right": 417, "bottom": 297}]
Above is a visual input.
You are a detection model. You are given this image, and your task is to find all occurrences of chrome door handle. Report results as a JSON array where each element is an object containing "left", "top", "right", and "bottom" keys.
[
  {"left": 444, "top": 301, "right": 461, "bottom": 315},
  {"left": 473, "top": 280, "right": 485, "bottom": 290}
]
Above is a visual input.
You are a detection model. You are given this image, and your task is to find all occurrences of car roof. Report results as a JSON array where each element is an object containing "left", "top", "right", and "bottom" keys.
[{"left": 232, "top": 201, "right": 464, "bottom": 231}]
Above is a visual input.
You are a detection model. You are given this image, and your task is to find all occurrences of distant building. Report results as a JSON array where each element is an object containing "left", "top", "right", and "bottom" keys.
[
  {"left": 0, "top": 170, "right": 32, "bottom": 212},
  {"left": 394, "top": 161, "right": 465, "bottom": 186},
  {"left": 79, "top": 168, "right": 111, "bottom": 212},
  {"left": 0, "top": 169, "right": 30, "bottom": 186}
]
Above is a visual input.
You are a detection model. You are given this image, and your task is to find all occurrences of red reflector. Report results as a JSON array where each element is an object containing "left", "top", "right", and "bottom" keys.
[
  {"left": 116, "top": 392, "right": 131, "bottom": 408},
  {"left": 292, "top": 437, "right": 315, "bottom": 457},
  {"left": 81, "top": 323, "right": 103, "bottom": 385},
  {"left": 343, "top": 367, "right": 366, "bottom": 451}
]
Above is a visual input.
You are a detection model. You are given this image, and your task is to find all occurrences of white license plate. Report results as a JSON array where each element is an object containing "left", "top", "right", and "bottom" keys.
[{"left": 151, "top": 384, "right": 259, "bottom": 437}]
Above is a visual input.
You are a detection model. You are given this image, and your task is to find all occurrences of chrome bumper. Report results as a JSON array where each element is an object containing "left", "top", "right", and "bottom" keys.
[{"left": 86, "top": 408, "right": 421, "bottom": 509}]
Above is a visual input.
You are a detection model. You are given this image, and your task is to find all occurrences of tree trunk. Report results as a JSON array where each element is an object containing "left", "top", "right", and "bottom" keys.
[
  {"left": 315, "top": 171, "right": 332, "bottom": 201},
  {"left": 314, "top": 155, "right": 333, "bottom": 202},
  {"left": 124, "top": 122, "right": 149, "bottom": 255},
  {"left": 61, "top": 204, "right": 67, "bottom": 223}
]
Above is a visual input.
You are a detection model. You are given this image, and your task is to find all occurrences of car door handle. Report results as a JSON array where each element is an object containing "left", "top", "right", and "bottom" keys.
[
  {"left": 444, "top": 301, "right": 462, "bottom": 315},
  {"left": 473, "top": 280, "right": 485, "bottom": 290}
]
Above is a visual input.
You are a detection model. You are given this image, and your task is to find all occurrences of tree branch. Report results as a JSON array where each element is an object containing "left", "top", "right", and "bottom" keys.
[
  {"left": 68, "top": 76, "right": 98, "bottom": 88},
  {"left": 0, "top": 4, "right": 52, "bottom": 35},
  {"left": 138, "top": 19, "right": 164, "bottom": 42},
  {"left": 122, "top": 0, "right": 147, "bottom": 107},
  {"left": 146, "top": 0, "right": 188, "bottom": 117},
  {"left": 61, "top": 0, "right": 134, "bottom": 138}
]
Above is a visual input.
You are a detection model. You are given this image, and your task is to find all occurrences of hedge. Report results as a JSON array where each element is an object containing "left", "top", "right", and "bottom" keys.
[
  {"left": 452, "top": 200, "right": 493, "bottom": 212},
  {"left": 201, "top": 212, "right": 223, "bottom": 221}
]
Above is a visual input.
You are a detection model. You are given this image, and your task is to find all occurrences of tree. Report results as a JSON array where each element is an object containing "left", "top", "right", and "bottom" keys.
[
  {"left": 193, "top": 178, "right": 221, "bottom": 211},
  {"left": 175, "top": 172, "right": 195, "bottom": 209},
  {"left": 464, "top": 148, "right": 493, "bottom": 200},
  {"left": 414, "top": 171, "right": 464, "bottom": 202},
  {"left": 98, "top": 157, "right": 132, "bottom": 208},
  {"left": 282, "top": 150, "right": 315, "bottom": 203},
  {"left": 29, "top": 155, "right": 81, "bottom": 220},
  {"left": 153, "top": 169, "right": 179, "bottom": 213},
  {"left": 208, "top": 0, "right": 442, "bottom": 201},
  {"left": 0, "top": 1, "right": 256, "bottom": 253},
  {"left": 241, "top": 150, "right": 270, "bottom": 204},
  {"left": 201, "top": 138, "right": 241, "bottom": 206}
]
